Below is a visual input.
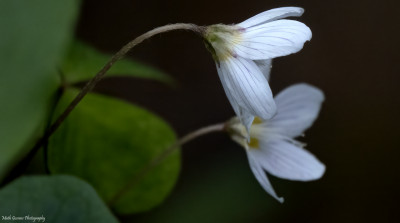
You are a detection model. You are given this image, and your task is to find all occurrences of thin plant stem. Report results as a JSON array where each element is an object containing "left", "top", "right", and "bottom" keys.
[
  {"left": 108, "top": 122, "right": 227, "bottom": 207},
  {"left": 4, "top": 23, "right": 204, "bottom": 183},
  {"left": 46, "top": 23, "right": 204, "bottom": 148}
]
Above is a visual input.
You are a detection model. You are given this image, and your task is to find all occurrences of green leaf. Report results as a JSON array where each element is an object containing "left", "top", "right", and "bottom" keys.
[
  {"left": 48, "top": 89, "right": 180, "bottom": 214},
  {"left": 0, "top": 175, "right": 119, "bottom": 223},
  {"left": 60, "top": 40, "right": 173, "bottom": 84},
  {"left": 0, "top": 0, "right": 80, "bottom": 180},
  {"left": 131, "top": 154, "right": 279, "bottom": 223}
]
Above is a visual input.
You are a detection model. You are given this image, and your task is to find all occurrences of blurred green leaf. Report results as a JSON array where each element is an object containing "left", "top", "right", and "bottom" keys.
[
  {"left": 0, "top": 175, "right": 118, "bottom": 223},
  {"left": 48, "top": 89, "right": 180, "bottom": 214},
  {"left": 129, "top": 152, "right": 280, "bottom": 223},
  {"left": 61, "top": 40, "right": 173, "bottom": 84},
  {"left": 0, "top": 0, "right": 80, "bottom": 180}
]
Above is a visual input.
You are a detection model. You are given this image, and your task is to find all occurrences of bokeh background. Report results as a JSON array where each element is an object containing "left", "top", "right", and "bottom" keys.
[{"left": 75, "top": 0, "right": 399, "bottom": 222}]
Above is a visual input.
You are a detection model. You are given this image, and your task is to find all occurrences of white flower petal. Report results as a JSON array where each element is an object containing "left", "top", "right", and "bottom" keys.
[
  {"left": 247, "top": 151, "right": 284, "bottom": 202},
  {"left": 216, "top": 64, "right": 241, "bottom": 115},
  {"left": 238, "top": 7, "right": 305, "bottom": 28},
  {"left": 268, "top": 83, "right": 325, "bottom": 138},
  {"left": 254, "top": 139, "right": 325, "bottom": 181},
  {"left": 255, "top": 59, "right": 272, "bottom": 81},
  {"left": 220, "top": 57, "right": 276, "bottom": 120},
  {"left": 238, "top": 107, "right": 254, "bottom": 135},
  {"left": 217, "top": 63, "right": 254, "bottom": 134},
  {"left": 235, "top": 20, "right": 312, "bottom": 60}
]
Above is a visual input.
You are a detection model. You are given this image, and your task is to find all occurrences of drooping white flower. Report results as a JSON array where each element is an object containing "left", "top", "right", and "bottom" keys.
[
  {"left": 204, "top": 7, "right": 312, "bottom": 131},
  {"left": 227, "top": 83, "right": 325, "bottom": 202}
]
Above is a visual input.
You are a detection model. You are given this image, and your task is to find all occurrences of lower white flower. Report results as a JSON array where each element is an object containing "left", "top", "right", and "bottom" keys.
[{"left": 227, "top": 83, "right": 326, "bottom": 202}]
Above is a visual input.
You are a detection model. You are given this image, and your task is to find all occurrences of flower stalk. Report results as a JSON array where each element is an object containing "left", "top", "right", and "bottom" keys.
[
  {"left": 48, "top": 23, "right": 204, "bottom": 143},
  {"left": 5, "top": 23, "right": 204, "bottom": 183}
]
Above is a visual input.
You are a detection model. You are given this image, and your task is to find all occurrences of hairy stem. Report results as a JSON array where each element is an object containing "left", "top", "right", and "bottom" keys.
[
  {"left": 4, "top": 23, "right": 204, "bottom": 183},
  {"left": 47, "top": 23, "right": 203, "bottom": 145},
  {"left": 108, "top": 122, "right": 227, "bottom": 207}
]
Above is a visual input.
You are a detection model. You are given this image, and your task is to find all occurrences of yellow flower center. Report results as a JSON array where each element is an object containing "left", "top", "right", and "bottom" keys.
[
  {"left": 227, "top": 116, "right": 265, "bottom": 150},
  {"left": 252, "top": 117, "right": 263, "bottom": 125},
  {"left": 248, "top": 137, "right": 260, "bottom": 149},
  {"left": 204, "top": 24, "right": 243, "bottom": 62},
  {"left": 248, "top": 117, "right": 264, "bottom": 149}
]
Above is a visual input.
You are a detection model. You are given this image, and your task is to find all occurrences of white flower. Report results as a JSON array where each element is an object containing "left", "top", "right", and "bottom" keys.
[
  {"left": 227, "top": 84, "right": 325, "bottom": 202},
  {"left": 204, "top": 7, "right": 312, "bottom": 131}
]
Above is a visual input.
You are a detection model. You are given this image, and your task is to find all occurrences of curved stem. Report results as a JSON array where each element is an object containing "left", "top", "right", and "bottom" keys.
[
  {"left": 47, "top": 23, "right": 204, "bottom": 143},
  {"left": 108, "top": 122, "right": 227, "bottom": 207},
  {"left": 4, "top": 23, "right": 204, "bottom": 184}
]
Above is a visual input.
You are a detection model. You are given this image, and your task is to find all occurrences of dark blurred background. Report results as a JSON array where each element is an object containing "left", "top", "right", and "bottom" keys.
[{"left": 76, "top": 0, "right": 400, "bottom": 222}]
